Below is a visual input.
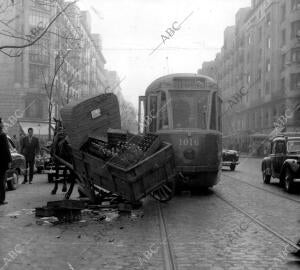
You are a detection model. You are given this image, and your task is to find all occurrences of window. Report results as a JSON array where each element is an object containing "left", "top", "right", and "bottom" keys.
[
  {"left": 267, "top": 37, "right": 271, "bottom": 49},
  {"left": 258, "top": 88, "right": 262, "bottom": 98},
  {"left": 149, "top": 95, "right": 158, "bottom": 132},
  {"left": 217, "top": 96, "right": 222, "bottom": 132},
  {"left": 247, "top": 75, "right": 251, "bottom": 84},
  {"left": 281, "top": 3, "right": 286, "bottom": 22},
  {"left": 171, "top": 90, "right": 209, "bottom": 129},
  {"left": 265, "top": 111, "right": 269, "bottom": 126},
  {"left": 275, "top": 141, "right": 286, "bottom": 154},
  {"left": 290, "top": 73, "right": 300, "bottom": 91},
  {"left": 266, "top": 13, "right": 271, "bottom": 26},
  {"left": 29, "top": 10, "right": 50, "bottom": 28},
  {"left": 29, "top": 64, "right": 49, "bottom": 87},
  {"left": 281, "top": 77, "right": 285, "bottom": 91},
  {"left": 24, "top": 96, "right": 43, "bottom": 119},
  {"left": 258, "top": 27, "right": 262, "bottom": 42},
  {"left": 266, "top": 59, "right": 271, "bottom": 72},
  {"left": 281, "top": 29, "right": 286, "bottom": 47},
  {"left": 32, "top": 0, "right": 52, "bottom": 11},
  {"left": 291, "top": 47, "right": 300, "bottom": 63},
  {"left": 291, "top": 0, "right": 300, "bottom": 11},
  {"left": 259, "top": 48, "right": 262, "bottom": 59},
  {"left": 291, "top": 20, "right": 300, "bottom": 40},
  {"left": 210, "top": 92, "right": 216, "bottom": 130},
  {"left": 159, "top": 92, "right": 169, "bottom": 130},
  {"left": 258, "top": 69, "right": 262, "bottom": 81},
  {"left": 265, "top": 81, "right": 270, "bottom": 94},
  {"left": 281, "top": 54, "right": 286, "bottom": 70}
]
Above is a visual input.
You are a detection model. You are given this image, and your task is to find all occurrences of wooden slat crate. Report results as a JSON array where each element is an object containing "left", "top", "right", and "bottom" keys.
[{"left": 60, "top": 93, "right": 121, "bottom": 150}]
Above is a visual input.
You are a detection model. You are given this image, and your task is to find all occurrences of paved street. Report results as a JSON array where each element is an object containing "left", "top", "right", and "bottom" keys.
[{"left": 0, "top": 158, "right": 299, "bottom": 270}]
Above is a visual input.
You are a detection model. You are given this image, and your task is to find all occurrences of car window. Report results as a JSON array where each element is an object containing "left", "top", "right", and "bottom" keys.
[
  {"left": 271, "top": 142, "right": 276, "bottom": 154},
  {"left": 287, "top": 140, "right": 300, "bottom": 152},
  {"left": 275, "top": 141, "right": 286, "bottom": 154}
]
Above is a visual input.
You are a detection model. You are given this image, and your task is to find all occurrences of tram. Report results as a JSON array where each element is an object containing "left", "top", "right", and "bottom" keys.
[{"left": 138, "top": 73, "right": 222, "bottom": 188}]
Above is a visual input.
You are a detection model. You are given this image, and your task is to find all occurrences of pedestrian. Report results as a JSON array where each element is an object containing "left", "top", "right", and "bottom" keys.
[
  {"left": 21, "top": 127, "right": 40, "bottom": 184},
  {"left": 0, "top": 117, "right": 12, "bottom": 205}
]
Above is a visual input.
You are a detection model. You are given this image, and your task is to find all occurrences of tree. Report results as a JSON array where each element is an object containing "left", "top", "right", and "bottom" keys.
[
  {"left": 42, "top": 49, "right": 72, "bottom": 140},
  {"left": 0, "top": 0, "right": 77, "bottom": 57},
  {"left": 119, "top": 100, "right": 138, "bottom": 133}
]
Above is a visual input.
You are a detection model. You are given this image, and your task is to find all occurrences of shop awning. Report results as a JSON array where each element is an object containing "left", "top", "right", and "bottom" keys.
[{"left": 19, "top": 121, "right": 55, "bottom": 137}]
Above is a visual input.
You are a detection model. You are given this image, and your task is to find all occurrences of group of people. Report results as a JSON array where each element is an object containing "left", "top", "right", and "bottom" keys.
[{"left": 0, "top": 118, "right": 39, "bottom": 205}]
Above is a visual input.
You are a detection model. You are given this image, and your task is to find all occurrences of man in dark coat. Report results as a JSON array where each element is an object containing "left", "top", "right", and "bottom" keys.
[
  {"left": 21, "top": 127, "right": 39, "bottom": 184},
  {"left": 0, "top": 118, "right": 12, "bottom": 205}
]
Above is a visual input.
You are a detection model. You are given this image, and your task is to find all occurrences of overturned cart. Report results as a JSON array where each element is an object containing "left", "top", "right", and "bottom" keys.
[{"left": 60, "top": 93, "right": 176, "bottom": 203}]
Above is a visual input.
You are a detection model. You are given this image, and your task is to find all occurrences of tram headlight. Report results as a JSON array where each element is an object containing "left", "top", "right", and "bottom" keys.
[{"left": 183, "top": 149, "right": 196, "bottom": 160}]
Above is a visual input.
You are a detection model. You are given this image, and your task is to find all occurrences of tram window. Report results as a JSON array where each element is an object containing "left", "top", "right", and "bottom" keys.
[
  {"left": 217, "top": 96, "right": 222, "bottom": 131},
  {"left": 210, "top": 92, "right": 217, "bottom": 130},
  {"left": 171, "top": 90, "right": 208, "bottom": 129},
  {"left": 159, "top": 92, "right": 169, "bottom": 129},
  {"left": 149, "top": 95, "right": 158, "bottom": 132}
]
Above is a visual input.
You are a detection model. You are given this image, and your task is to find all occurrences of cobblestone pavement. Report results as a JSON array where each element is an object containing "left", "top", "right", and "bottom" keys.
[{"left": 0, "top": 160, "right": 299, "bottom": 270}]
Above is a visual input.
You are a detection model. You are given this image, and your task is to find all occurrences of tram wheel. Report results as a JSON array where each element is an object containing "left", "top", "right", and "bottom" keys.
[{"left": 151, "top": 181, "right": 175, "bottom": 202}]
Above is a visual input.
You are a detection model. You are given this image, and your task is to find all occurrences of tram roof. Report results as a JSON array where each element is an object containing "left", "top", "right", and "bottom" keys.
[{"left": 145, "top": 73, "right": 217, "bottom": 94}]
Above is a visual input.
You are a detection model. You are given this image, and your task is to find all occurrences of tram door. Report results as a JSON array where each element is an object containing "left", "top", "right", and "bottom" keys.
[
  {"left": 148, "top": 95, "right": 158, "bottom": 132},
  {"left": 138, "top": 95, "right": 158, "bottom": 133}
]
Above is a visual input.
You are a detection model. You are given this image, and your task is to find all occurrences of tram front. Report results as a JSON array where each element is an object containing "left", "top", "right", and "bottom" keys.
[{"left": 139, "top": 74, "right": 222, "bottom": 188}]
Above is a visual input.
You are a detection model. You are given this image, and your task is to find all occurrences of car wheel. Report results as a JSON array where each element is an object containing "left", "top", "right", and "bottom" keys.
[
  {"left": 284, "top": 167, "right": 294, "bottom": 193},
  {"left": 262, "top": 170, "right": 271, "bottom": 184},
  {"left": 7, "top": 171, "right": 19, "bottom": 190},
  {"left": 230, "top": 164, "right": 236, "bottom": 171}
]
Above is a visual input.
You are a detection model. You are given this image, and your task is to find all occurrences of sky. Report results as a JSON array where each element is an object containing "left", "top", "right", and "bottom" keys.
[{"left": 78, "top": 0, "right": 251, "bottom": 108}]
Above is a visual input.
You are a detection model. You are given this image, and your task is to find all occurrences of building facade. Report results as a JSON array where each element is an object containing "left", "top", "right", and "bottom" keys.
[
  {"left": 0, "top": 0, "right": 108, "bottom": 139},
  {"left": 199, "top": 0, "right": 300, "bottom": 153}
]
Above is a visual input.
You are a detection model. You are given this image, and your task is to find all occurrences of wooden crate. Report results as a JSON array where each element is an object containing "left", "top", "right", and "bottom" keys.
[
  {"left": 106, "top": 142, "right": 176, "bottom": 201},
  {"left": 60, "top": 93, "right": 121, "bottom": 150},
  {"left": 71, "top": 142, "right": 176, "bottom": 202}
]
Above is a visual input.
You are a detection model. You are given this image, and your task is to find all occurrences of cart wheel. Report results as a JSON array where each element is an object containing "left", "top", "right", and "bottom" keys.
[{"left": 151, "top": 181, "right": 175, "bottom": 202}]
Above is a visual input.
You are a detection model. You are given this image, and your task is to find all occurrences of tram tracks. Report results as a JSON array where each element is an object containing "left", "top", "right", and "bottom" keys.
[
  {"left": 157, "top": 203, "right": 177, "bottom": 270},
  {"left": 222, "top": 173, "right": 300, "bottom": 204},
  {"left": 214, "top": 191, "right": 300, "bottom": 253}
]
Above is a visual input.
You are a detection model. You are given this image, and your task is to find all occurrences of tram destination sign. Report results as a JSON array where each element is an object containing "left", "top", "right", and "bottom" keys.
[{"left": 173, "top": 77, "right": 216, "bottom": 89}]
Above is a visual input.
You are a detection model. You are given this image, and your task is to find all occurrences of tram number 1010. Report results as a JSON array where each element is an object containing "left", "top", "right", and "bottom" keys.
[{"left": 179, "top": 137, "right": 199, "bottom": 146}]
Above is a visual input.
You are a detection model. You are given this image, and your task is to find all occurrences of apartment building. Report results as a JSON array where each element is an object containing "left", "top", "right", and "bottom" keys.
[
  {"left": 0, "top": 0, "right": 107, "bottom": 139},
  {"left": 199, "top": 0, "right": 300, "bottom": 153}
]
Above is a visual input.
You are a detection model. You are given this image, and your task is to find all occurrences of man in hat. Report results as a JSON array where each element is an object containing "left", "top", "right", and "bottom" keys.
[
  {"left": 0, "top": 118, "right": 12, "bottom": 205},
  {"left": 21, "top": 127, "right": 39, "bottom": 184}
]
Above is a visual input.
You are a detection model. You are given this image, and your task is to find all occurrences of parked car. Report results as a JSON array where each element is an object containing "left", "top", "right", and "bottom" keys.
[
  {"left": 6, "top": 137, "right": 25, "bottom": 190},
  {"left": 261, "top": 134, "right": 300, "bottom": 193},
  {"left": 35, "top": 152, "right": 51, "bottom": 174},
  {"left": 222, "top": 149, "right": 239, "bottom": 171}
]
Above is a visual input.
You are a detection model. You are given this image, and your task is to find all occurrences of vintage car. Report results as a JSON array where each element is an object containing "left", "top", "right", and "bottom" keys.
[
  {"left": 6, "top": 137, "right": 26, "bottom": 190},
  {"left": 35, "top": 151, "right": 51, "bottom": 173},
  {"left": 222, "top": 149, "right": 239, "bottom": 171},
  {"left": 261, "top": 134, "right": 300, "bottom": 193}
]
